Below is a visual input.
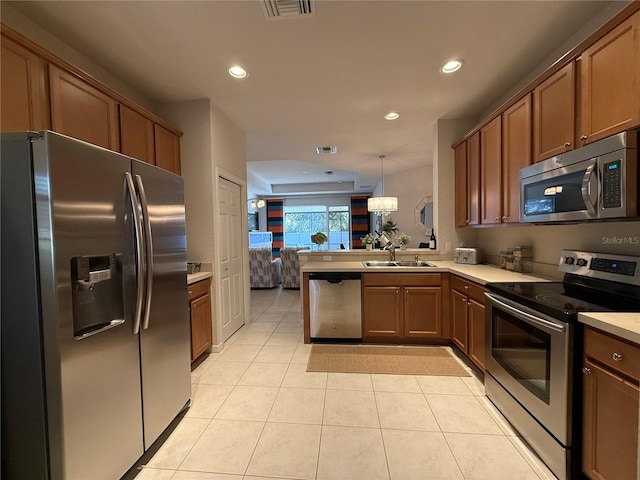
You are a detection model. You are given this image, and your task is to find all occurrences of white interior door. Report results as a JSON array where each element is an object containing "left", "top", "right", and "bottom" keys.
[{"left": 218, "top": 176, "right": 245, "bottom": 341}]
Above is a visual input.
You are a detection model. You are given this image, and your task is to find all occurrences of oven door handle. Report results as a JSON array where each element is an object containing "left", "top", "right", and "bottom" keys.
[{"left": 484, "top": 292, "right": 566, "bottom": 334}]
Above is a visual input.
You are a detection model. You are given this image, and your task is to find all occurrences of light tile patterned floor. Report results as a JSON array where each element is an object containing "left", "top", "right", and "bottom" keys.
[{"left": 133, "top": 286, "right": 556, "bottom": 480}]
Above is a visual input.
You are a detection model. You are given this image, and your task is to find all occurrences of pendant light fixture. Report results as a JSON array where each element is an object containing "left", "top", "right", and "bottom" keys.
[{"left": 367, "top": 154, "right": 398, "bottom": 216}]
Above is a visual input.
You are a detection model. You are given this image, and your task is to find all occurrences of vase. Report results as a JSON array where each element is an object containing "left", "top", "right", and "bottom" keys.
[
  {"left": 400, "top": 245, "right": 407, "bottom": 250},
  {"left": 366, "top": 244, "right": 373, "bottom": 251}
]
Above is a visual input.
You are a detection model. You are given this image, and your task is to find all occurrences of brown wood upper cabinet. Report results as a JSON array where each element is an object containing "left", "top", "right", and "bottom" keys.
[
  {"left": 466, "top": 132, "right": 481, "bottom": 226},
  {"left": 154, "top": 124, "right": 181, "bottom": 175},
  {"left": 1, "top": 33, "right": 50, "bottom": 132},
  {"left": 480, "top": 116, "right": 502, "bottom": 225},
  {"left": 533, "top": 62, "right": 575, "bottom": 163},
  {"left": 455, "top": 133, "right": 480, "bottom": 228},
  {"left": 579, "top": 11, "right": 640, "bottom": 146},
  {"left": 119, "top": 104, "right": 155, "bottom": 164},
  {"left": 49, "top": 64, "right": 120, "bottom": 151},
  {"left": 454, "top": 142, "right": 468, "bottom": 228},
  {"left": 502, "top": 94, "right": 532, "bottom": 223}
]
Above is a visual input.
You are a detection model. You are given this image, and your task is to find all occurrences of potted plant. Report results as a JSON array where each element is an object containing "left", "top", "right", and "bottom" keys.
[
  {"left": 310, "top": 231, "right": 328, "bottom": 250},
  {"left": 397, "top": 232, "right": 411, "bottom": 250},
  {"left": 381, "top": 218, "right": 398, "bottom": 236},
  {"left": 361, "top": 233, "right": 375, "bottom": 250}
]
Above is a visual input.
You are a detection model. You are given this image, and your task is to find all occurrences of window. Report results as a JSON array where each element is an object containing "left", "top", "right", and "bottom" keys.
[{"left": 284, "top": 205, "right": 350, "bottom": 249}]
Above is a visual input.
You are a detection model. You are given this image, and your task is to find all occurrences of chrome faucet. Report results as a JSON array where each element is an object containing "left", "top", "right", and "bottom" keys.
[{"left": 384, "top": 242, "right": 396, "bottom": 261}]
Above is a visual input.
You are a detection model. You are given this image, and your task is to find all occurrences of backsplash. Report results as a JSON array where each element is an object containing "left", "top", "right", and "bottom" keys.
[{"left": 475, "top": 220, "right": 640, "bottom": 280}]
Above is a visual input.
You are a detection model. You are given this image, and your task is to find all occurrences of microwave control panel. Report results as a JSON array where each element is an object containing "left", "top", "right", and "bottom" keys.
[{"left": 602, "top": 159, "right": 622, "bottom": 208}]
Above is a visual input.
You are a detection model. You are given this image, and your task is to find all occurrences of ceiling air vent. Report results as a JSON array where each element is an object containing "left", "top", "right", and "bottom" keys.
[
  {"left": 262, "top": 0, "right": 315, "bottom": 19},
  {"left": 315, "top": 145, "right": 337, "bottom": 155}
]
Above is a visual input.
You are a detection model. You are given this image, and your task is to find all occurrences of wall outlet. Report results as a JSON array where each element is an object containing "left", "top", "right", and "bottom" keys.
[
  {"left": 445, "top": 242, "right": 452, "bottom": 252},
  {"left": 323, "top": 256, "right": 332, "bottom": 261}
]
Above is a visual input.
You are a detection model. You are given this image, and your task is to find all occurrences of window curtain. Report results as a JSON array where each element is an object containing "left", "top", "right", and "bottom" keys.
[
  {"left": 350, "top": 195, "right": 370, "bottom": 248},
  {"left": 266, "top": 198, "right": 284, "bottom": 257}
]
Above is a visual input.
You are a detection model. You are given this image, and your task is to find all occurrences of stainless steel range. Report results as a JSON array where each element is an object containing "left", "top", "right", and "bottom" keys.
[{"left": 484, "top": 250, "right": 640, "bottom": 480}]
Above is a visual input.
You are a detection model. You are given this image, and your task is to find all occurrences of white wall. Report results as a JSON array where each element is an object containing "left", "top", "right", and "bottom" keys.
[
  {"left": 382, "top": 165, "right": 433, "bottom": 246},
  {"left": 154, "top": 99, "right": 214, "bottom": 263},
  {"left": 156, "top": 99, "right": 247, "bottom": 348}
]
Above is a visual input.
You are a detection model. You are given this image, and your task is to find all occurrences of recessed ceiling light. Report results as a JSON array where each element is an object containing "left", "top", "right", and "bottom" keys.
[
  {"left": 384, "top": 112, "right": 400, "bottom": 121},
  {"left": 228, "top": 65, "right": 248, "bottom": 79},
  {"left": 440, "top": 59, "right": 463, "bottom": 74}
]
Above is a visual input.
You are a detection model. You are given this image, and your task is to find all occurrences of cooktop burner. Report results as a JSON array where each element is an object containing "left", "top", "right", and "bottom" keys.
[{"left": 486, "top": 250, "right": 640, "bottom": 321}]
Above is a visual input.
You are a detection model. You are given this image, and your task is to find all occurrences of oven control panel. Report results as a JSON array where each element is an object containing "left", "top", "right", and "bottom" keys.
[{"left": 559, "top": 250, "right": 640, "bottom": 285}]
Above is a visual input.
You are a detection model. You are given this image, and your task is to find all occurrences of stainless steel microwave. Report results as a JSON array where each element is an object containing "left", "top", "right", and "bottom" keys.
[{"left": 520, "top": 130, "right": 638, "bottom": 223}]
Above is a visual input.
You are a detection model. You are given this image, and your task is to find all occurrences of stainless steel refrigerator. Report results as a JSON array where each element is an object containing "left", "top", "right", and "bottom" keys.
[{"left": 1, "top": 131, "right": 192, "bottom": 479}]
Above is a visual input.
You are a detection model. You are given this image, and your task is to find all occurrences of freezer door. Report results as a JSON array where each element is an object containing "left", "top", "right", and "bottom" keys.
[
  {"left": 132, "top": 160, "right": 191, "bottom": 449},
  {"left": 33, "top": 132, "right": 144, "bottom": 479}
]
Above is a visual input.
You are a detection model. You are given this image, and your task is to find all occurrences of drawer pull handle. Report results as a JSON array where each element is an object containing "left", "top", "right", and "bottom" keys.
[
  {"left": 464, "top": 285, "right": 469, "bottom": 289},
  {"left": 611, "top": 352, "right": 623, "bottom": 362},
  {"left": 583, "top": 367, "right": 591, "bottom": 375}
]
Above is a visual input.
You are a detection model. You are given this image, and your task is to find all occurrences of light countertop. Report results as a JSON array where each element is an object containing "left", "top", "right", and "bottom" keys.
[
  {"left": 579, "top": 313, "right": 640, "bottom": 345},
  {"left": 187, "top": 271, "right": 213, "bottom": 284},
  {"left": 301, "top": 260, "right": 547, "bottom": 285}
]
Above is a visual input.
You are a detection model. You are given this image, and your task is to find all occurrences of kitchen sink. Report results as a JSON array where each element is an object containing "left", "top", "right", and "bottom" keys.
[{"left": 362, "top": 260, "right": 437, "bottom": 267}]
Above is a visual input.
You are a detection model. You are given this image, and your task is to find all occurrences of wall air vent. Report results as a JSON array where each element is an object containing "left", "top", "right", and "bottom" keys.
[
  {"left": 315, "top": 146, "right": 337, "bottom": 154},
  {"left": 262, "top": 0, "right": 315, "bottom": 19}
]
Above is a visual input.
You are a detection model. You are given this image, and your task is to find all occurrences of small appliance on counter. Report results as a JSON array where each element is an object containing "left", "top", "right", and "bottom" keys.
[
  {"left": 453, "top": 247, "right": 484, "bottom": 264},
  {"left": 187, "top": 262, "right": 201, "bottom": 274}
]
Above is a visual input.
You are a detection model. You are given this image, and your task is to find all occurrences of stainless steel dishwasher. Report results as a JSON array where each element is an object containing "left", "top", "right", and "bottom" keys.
[{"left": 309, "top": 272, "right": 362, "bottom": 340}]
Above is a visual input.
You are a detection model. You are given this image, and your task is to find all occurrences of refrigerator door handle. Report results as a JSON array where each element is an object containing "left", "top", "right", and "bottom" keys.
[
  {"left": 135, "top": 174, "right": 154, "bottom": 330},
  {"left": 125, "top": 172, "right": 145, "bottom": 334}
]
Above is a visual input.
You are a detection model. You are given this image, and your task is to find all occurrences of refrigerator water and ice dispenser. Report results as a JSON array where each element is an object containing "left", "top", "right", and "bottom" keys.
[{"left": 71, "top": 253, "right": 125, "bottom": 339}]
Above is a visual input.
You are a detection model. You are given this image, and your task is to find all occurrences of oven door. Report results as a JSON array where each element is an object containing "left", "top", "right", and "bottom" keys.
[{"left": 484, "top": 292, "right": 573, "bottom": 445}]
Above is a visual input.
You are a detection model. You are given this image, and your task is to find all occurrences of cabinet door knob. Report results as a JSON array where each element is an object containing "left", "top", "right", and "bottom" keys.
[
  {"left": 465, "top": 219, "right": 470, "bottom": 224},
  {"left": 611, "top": 352, "right": 623, "bottom": 362},
  {"left": 464, "top": 285, "right": 469, "bottom": 289},
  {"left": 501, "top": 216, "right": 507, "bottom": 220},
  {"left": 564, "top": 142, "right": 571, "bottom": 147},
  {"left": 467, "top": 302, "right": 471, "bottom": 306},
  {"left": 495, "top": 216, "right": 500, "bottom": 221},
  {"left": 583, "top": 366, "right": 591, "bottom": 375},
  {"left": 188, "top": 290, "right": 193, "bottom": 295},
  {"left": 580, "top": 135, "right": 587, "bottom": 142}
]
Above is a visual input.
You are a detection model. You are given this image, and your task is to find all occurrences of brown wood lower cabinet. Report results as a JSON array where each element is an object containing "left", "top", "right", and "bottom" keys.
[
  {"left": 188, "top": 278, "right": 213, "bottom": 362},
  {"left": 582, "top": 327, "right": 639, "bottom": 480},
  {"left": 362, "top": 273, "right": 442, "bottom": 343},
  {"left": 451, "top": 275, "right": 486, "bottom": 370}
]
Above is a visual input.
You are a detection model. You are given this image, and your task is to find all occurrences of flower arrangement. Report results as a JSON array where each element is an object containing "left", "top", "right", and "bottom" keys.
[
  {"left": 397, "top": 233, "right": 411, "bottom": 246},
  {"left": 310, "top": 232, "right": 328, "bottom": 246},
  {"left": 361, "top": 233, "right": 375, "bottom": 244}
]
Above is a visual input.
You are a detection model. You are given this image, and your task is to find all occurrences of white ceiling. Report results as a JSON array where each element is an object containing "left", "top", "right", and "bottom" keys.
[{"left": 8, "top": 0, "right": 616, "bottom": 196}]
